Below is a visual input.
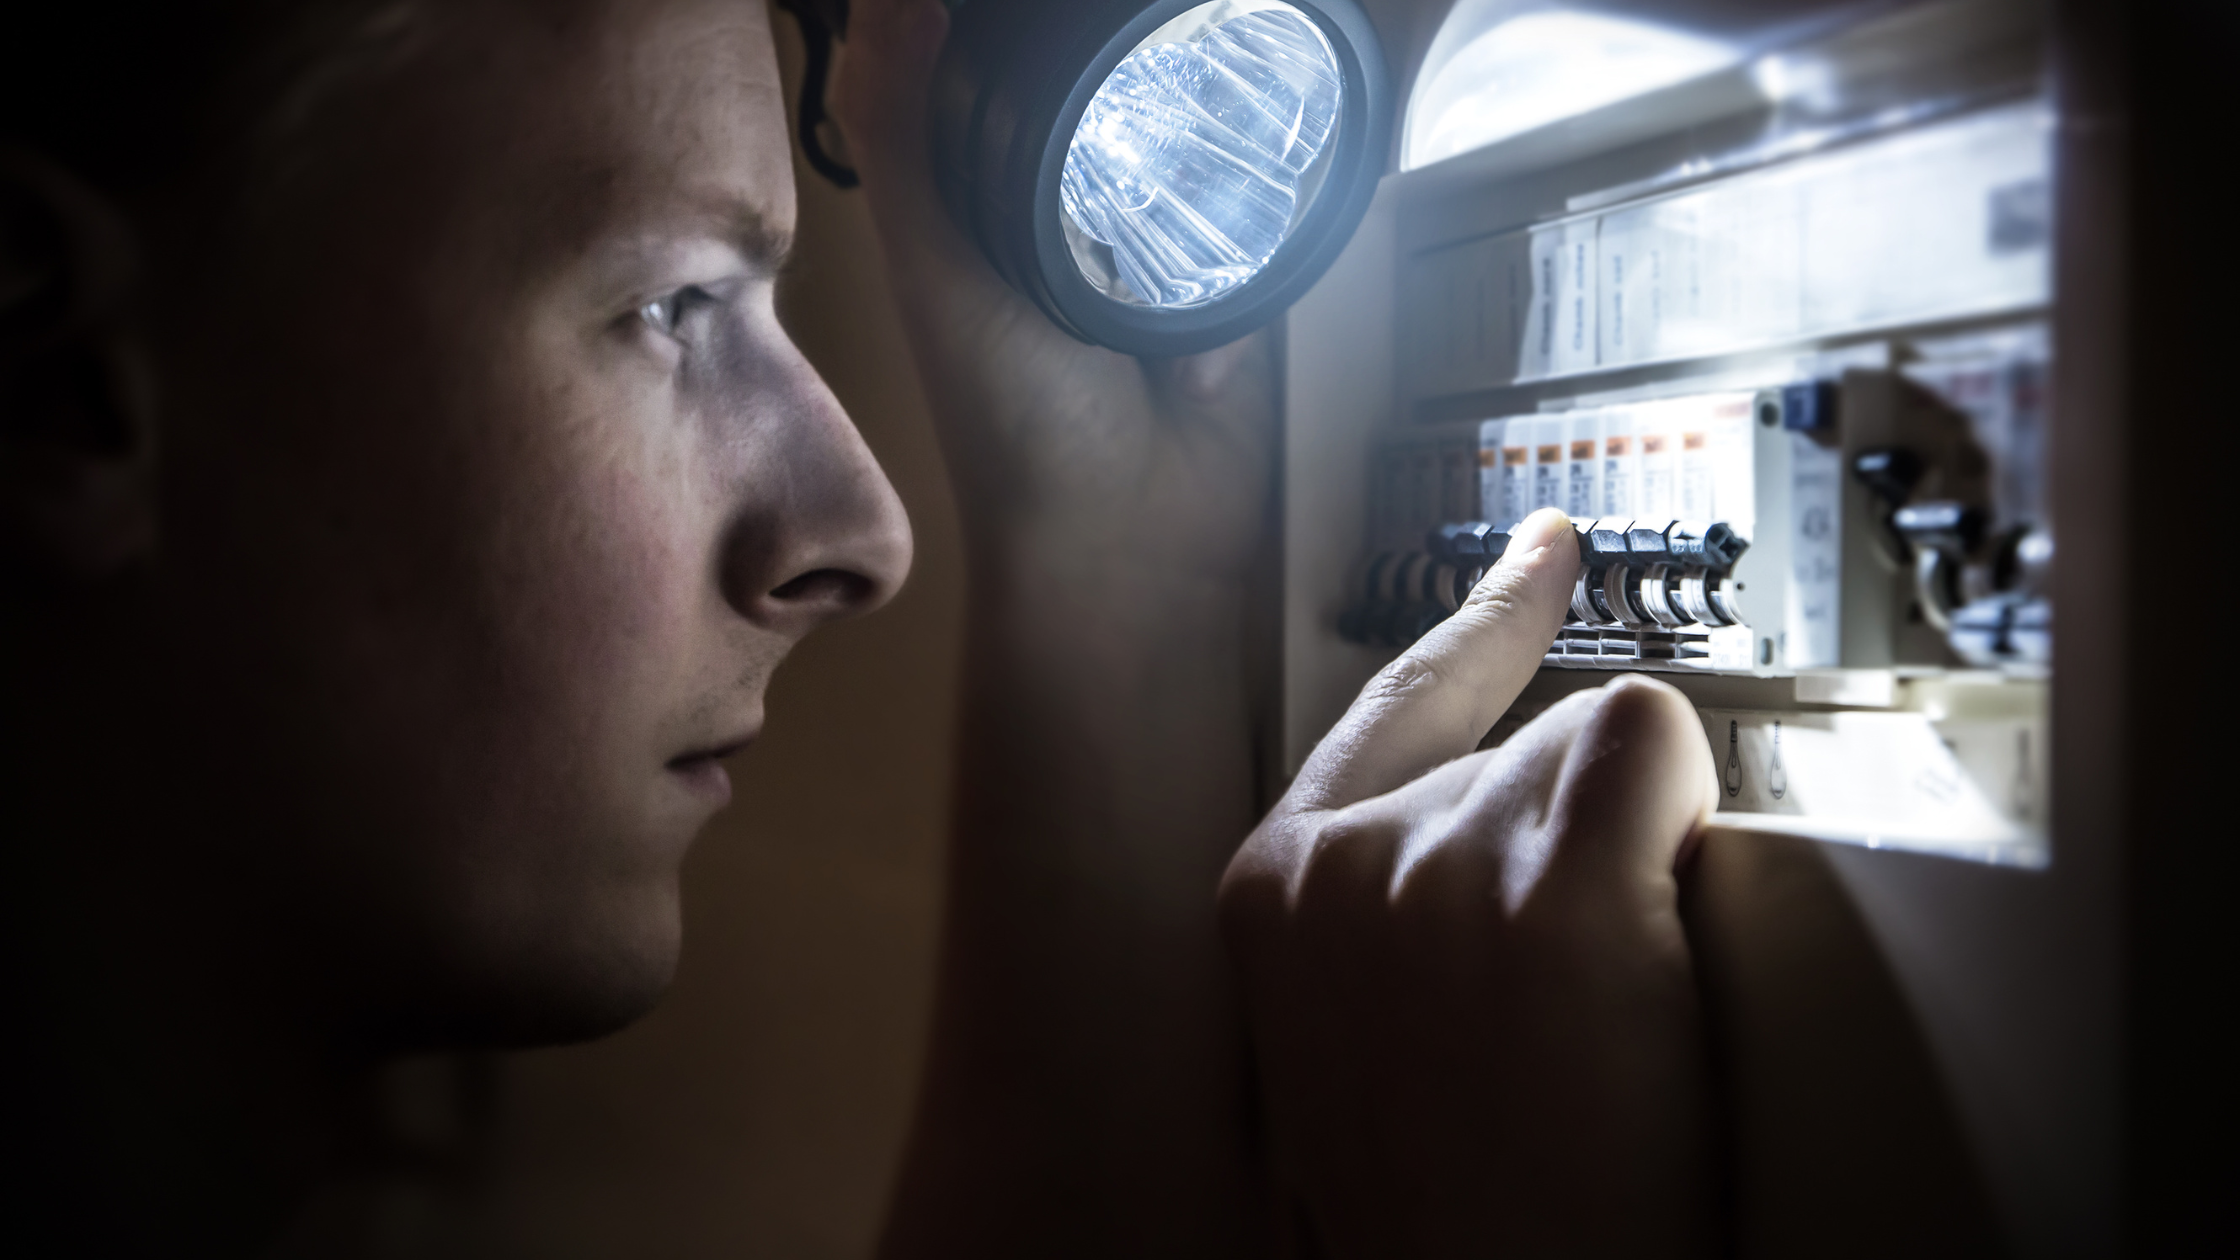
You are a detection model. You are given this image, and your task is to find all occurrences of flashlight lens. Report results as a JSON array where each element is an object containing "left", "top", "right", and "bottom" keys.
[{"left": 1061, "top": 4, "right": 1343, "bottom": 309}]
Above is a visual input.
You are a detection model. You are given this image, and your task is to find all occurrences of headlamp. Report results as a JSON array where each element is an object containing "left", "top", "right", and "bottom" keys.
[{"left": 781, "top": 0, "right": 1391, "bottom": 357}]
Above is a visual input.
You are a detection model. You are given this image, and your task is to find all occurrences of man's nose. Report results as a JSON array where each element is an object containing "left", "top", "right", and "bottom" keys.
[{"left": 718, "top": 366, "right": 913, "bottom": 638}]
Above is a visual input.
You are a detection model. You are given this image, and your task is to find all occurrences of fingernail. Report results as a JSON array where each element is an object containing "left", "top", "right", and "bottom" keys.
[{"left": 1502, "top": 507, "right": 1572, "bottom": 564}]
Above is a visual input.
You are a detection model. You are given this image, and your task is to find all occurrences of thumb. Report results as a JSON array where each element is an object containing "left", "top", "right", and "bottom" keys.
[
  {"left": 1541, "top": 675, "right": 1719, "bottom": 890},
  {"left": 1292, "top": 507, "right": 1578, "bottom": 812}
]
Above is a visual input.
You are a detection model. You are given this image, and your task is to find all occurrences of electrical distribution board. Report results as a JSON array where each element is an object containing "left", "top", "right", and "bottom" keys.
[
  {"left": 1278, "top": 0, "right": 2117, "bottom": 1249},
  {"left": 1288, "top": 0, "right": 2054, "bottom": 868}
]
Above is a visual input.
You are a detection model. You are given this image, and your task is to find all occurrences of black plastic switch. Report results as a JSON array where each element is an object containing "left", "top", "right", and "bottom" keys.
[
  {"left": 1893, "top": 501, "right": 1987, "bottom": 555},
  {"left": 1427, "top": 521, "right": 1508, "bottom": 561},
  {"left": 1579, "top": 517, "right": 1633, "bottom": 564},
  {"left": 1626, "top": 521, "right": 1675, "bottom": 560},
  {"left": 1666, "top": 520, "right": 1748, "bottom": 568},
  {"left": 1852, "top": 447, "right": 1926, "bottom": 509},
  {"left": 1781, "top": 379, "right": 1839, "bottom": 432}
]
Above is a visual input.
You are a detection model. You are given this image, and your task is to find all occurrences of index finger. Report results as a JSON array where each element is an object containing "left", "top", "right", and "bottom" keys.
[{"left": 1290, "top": 508, "right": 1579, "bottom": 812}]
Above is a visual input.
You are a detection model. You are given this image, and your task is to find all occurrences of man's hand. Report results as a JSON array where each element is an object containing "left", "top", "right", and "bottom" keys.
[
  {"left": 1220, "top": 508, "right": 1724, "bottom": 1258},
  {"left": 836, "top": 4, "right": 1280, "bottom": 1254},
  {"left": 830, "top": 0, "right": 1275, "bottom": 582}
]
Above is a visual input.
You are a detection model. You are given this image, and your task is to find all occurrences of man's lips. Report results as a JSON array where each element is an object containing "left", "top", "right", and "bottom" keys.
[
  {"left": 672, "top": 733, "right": 756, "bottom": 765},
  {"left": 666, "top": 731, "right": 757, "bottom": 803}
]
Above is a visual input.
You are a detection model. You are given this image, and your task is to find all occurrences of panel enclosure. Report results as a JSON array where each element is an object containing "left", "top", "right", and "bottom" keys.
[{"left": 1281, "top": 0, "right": 2113, "bottom": 1252}]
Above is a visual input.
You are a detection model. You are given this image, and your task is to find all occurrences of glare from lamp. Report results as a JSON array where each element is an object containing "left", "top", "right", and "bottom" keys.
[
  {"left": 1403, "top": 10, "right": 1738, "bottom": 171},
  {"left": 1059, "top": 1, "right": 1345, "bottom": 310}
]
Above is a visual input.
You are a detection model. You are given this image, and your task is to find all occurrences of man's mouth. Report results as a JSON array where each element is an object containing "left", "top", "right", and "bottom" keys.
[{"left": 666, "top": 733, "right": 757, "bottom": 804}]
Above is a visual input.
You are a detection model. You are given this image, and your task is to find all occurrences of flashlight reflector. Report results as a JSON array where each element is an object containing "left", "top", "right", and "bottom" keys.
[
  {"left": 932, "top": 0, "right": 1388, "bottom": 355},
  {"left": 1059, "top": 4, "right": 1343, "bottom": 309}
]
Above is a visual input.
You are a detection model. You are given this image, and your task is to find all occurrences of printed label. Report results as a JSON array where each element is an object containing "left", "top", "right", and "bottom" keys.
[
  {"left": 1566, "top": 440, "right": 1597, "bottom": 516},
  {"left": 1640, "top": 432, "right": 1675, "bottom": 518},
  {"left": 1786, "top": 434, "right": 1844, "bottom": 668},
  {"left": 1478, "top": 420, "right": 1507, "bottom": 527},
  {"left": 1534, "top": 444, "right": 1564, "bottom": 511},
  {"left": 1502, "top": 447, "right": 1532, "bottom": 527},
  {"left": 1602, "top": 434, "right": 1634, "bottom": 516},
  {"left": 1680, "top": 430, "right": 1713, "bottom": 520}
]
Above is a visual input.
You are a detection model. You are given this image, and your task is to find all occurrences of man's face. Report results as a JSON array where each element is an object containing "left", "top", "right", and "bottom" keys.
[{"left": 147, "top": 0, "right": 911, "bottom": 1045}]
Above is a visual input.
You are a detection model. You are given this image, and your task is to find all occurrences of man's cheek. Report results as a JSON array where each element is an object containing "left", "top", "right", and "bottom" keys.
[{"left": 516, "top": 418, "right": 710, "bottom": 672}]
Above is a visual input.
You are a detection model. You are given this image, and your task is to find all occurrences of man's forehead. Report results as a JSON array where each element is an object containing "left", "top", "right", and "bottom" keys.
[
  {"left": 454, "top": 0, "right": 798, "bottom": 255},
  {"left": 559, "top": 1, "right": 790, "bottom": 180}
]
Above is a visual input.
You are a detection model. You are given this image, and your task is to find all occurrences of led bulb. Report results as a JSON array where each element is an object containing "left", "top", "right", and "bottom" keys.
[{"left": 1059, "top": 3, "right": 1343, "bottom": 309}]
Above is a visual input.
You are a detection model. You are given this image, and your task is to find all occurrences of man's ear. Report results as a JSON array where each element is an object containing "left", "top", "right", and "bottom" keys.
[{"left": 1, "top": 149, "right": 158, "bottom": 583}]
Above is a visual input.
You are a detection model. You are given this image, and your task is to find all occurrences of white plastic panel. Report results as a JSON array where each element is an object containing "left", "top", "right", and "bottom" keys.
[
  {"left": 1399, "top": 102, "right": 2053, "bottom": 397},
  {"left": 1402, "top": 3, "right": 1760, "bottom": 170}
]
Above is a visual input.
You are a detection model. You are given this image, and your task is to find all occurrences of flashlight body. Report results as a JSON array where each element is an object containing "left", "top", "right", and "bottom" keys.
[{"left": 931, "top": 0, "right": 1391, "bottom": 357}]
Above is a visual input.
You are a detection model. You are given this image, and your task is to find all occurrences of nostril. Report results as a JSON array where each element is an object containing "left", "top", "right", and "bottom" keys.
[{"left": 768, "top": 567, "right": 875, "bottom": 608}]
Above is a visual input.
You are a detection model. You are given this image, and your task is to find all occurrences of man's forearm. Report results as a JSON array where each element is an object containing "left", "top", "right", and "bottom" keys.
[{"left": 880, "top": 548, "right": 1269, "bottom": 1257}]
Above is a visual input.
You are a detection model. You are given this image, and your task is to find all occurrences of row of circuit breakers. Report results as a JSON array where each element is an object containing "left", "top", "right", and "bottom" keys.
[
  {"left": 1341, "top": 517, "right": 1752, "bottom": 663},
  {"left": 1342, "top": 366, "right": 2053, "bottom": 674}
]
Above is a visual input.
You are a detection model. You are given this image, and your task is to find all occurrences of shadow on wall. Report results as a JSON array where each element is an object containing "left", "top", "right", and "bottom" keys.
[{"left": 279, "top": 16, "right": 968, "bottom": 1260}]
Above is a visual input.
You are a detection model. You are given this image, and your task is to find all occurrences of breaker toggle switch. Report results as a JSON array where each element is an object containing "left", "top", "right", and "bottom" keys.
[
  {"left": 1341, "top": 518, "right": 1750, "bottom": 650},
  {"left": 1426, "top": 521, "right": 1509, "bottom": 562},
  {"left": 1893, "top": 500, "right": 1988, "bottom": 633},
  {"left": 1666, "top": 519, "right": 1747, "bottom": 568},
  {"left": 1625, "top": 523, "right": 1688, "bottom": 628},
  {"left": 1569, "top": 518, "right": 1750, "bottom": 631},
  {"left": 1338, "top": 544, "right": 1487, "bottom": 647},
  {"left": 1572, "top": 518, "right": 1646, "bottom": 626}
]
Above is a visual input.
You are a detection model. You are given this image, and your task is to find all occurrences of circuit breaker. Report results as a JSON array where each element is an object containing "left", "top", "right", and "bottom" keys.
[{"left": 1343, "top": 367, "right": 2046, "bottom": 676}]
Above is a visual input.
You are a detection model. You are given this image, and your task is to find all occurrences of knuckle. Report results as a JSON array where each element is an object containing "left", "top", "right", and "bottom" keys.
[
  {"left": 1585, "top": 675, "right": 1698, "bottom": 752},
  {"left": 1362, "top": 650, "right": 1448, "bottom": 708},
  {"left": 1215, "top": 866, "right": 1286, "bottom": 944},
  {"left": 1216, "top": 817, "right": 1309, "bottom": 933},
  {"left": 1296, "top": 811, "right": 1397, "bottom": 905}
]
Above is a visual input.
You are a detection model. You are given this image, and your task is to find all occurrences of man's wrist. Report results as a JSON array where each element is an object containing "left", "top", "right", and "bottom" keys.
[{"left": 966, "top": 532, "right": 1258, "bottom": 647}]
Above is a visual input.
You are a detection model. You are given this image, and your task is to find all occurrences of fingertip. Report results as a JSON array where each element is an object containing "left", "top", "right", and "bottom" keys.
[
  {"left": 1501, "top": 507, "right": 1575, "bottom": 567},
  {"left": 1460, "top": 509, "right": 1574, "bottom": 614},
  {"left": 1597, "top": 669, "right": 1686, "bottom": 707},
  {"left": 1467, "top": 509, "right": 1577, "bottom": 619},
  {"left": 1593, "top": 675, "right": 1706, "bottom": 768}
]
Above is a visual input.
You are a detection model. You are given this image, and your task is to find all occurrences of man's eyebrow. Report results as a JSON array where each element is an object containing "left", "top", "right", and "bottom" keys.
[{"left": 732, "top": 209, "right": 795, "bottom": 275}]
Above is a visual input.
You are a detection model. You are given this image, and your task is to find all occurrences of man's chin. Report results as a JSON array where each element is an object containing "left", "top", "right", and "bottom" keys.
[
  {"left": 473, "top": 960, "right": 678, "bottom": 1049},
  {"left": 364, "top": 903, "right": 685, "bottom": 1052}
]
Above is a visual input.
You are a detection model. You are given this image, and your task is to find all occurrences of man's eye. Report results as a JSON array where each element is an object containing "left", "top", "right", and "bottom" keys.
[{"left": 639, "top": 285, "right": 716, "bottom": 338}]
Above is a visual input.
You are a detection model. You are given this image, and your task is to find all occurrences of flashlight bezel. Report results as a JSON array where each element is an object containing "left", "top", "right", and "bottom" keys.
[{"left": 934, "top": 0, "right": 1390, "bottom": 357}]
